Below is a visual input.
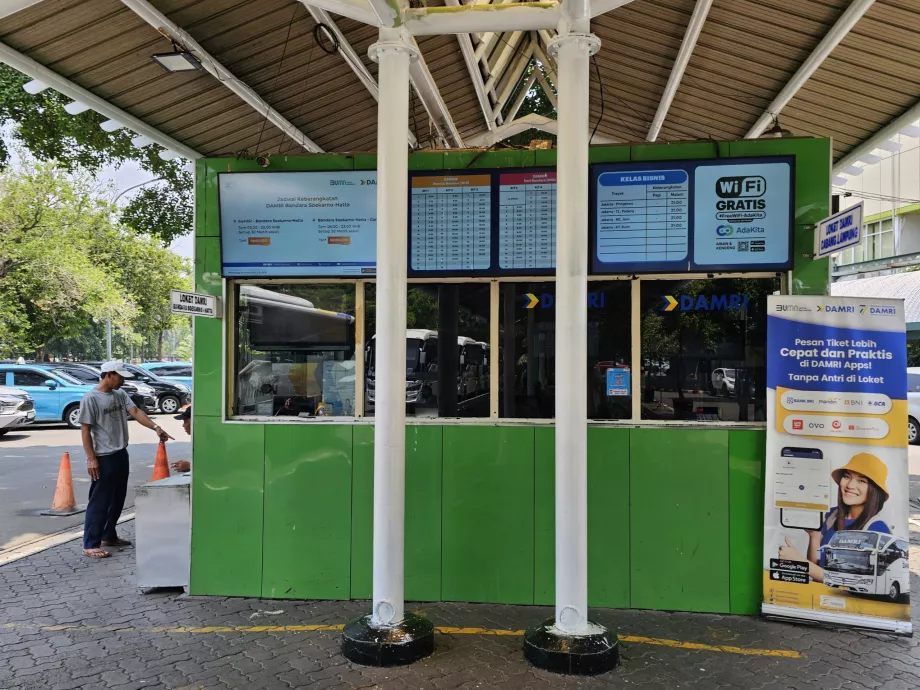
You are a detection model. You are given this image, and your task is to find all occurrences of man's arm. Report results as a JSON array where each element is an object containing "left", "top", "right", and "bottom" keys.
[
  {"left": 128, "top": 406, "right": 174, "bottom": 442},
  {"left": 82, "top": 424, "right": 99, "bottom": 481}
]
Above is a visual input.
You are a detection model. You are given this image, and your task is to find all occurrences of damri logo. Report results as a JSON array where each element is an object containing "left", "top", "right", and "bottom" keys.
[
  {"left": 661, "top": 294, "right": 750, "bottom": 312},
  {"left": 716, "top": 224, "right": 734, "bottom": 236}
]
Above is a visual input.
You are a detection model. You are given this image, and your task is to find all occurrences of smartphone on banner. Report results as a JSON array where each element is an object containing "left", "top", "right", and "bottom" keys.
[{"left": 776, "top": 447, "right": 828, "bottom": 530}]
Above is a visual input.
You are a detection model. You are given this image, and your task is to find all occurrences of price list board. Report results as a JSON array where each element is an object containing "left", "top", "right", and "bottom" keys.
[
  {"left": 594, "top": 168, "right": 689, "bottom": 272},
  {"left": 410, "top": 174, "right": 491, "bottom": 273},
  {"left": 498, "top": 171, "right": 557, "bottom": 272}
]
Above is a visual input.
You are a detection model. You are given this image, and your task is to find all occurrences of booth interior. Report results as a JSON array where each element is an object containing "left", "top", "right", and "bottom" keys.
[{"left": 191, "top": 137, "right": 830, "bottom": 616}]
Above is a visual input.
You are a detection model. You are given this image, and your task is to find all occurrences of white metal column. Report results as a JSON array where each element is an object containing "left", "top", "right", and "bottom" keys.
[
  {"left": 368, "top": 27, "right": 417, "bottom": 628},
  {"left": 548, "top": 23, "right": 600, "bottom": 636}
]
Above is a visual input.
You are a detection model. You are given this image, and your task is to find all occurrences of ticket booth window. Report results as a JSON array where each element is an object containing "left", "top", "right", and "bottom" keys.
[
  {"left": 639, "top": 277, "right": 778, "bottom": 423},
  {"left": 364, "top": 283, "right": 491, "bottom": 418},
  {"left": 232, "top": 284, "right": 357, "bottom": 418},
  {"left": 498, "top": 281, "right": 631, "bottom": 420}
]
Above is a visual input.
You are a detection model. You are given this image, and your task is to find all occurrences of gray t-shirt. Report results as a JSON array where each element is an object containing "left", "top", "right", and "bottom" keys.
[{"left": 78, "top": 388, "right": 136, "bottom": 456}]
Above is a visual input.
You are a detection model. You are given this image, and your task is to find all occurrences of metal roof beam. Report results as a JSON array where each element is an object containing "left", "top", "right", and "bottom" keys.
[
  {"left": 589, "top": 0, "right": 634, "bottom": 18},
  {"left": 409, "top": 38, "right": 465, "bottom": 147},
  {"left": 444, "top": 0, "right": 495, "bottom": 131},
  {"left": 466, "top": 113, "right": 615, "bottom": 147},
  {"left": 367, "top": 0, "right": 399, "bottom": 26},
  {"left": 482, "top": 31, "right": 525, "bottom": 94},
  {"left": 119, "top": 0, "right": 323, "bottom": 153},
  {"left": 745, "top": 0, "right": 876, "bottom": 139},
  {"left": 0, "top": 0, "right": 43, "bottom": 20},
  {"left": 505, "top": 68, "right": 538, "bottom": 122},
  {"left": 494, "top": 49, "right": 534, "bottom": 119},
  {"left": 299, "top": 0, "right": 380, "bottom": 25},
  {"left": 0, "top": 40, "right": 201, "bottom": 159},
  {"left": 301, "top": 5, "right": 417, "bottom": 147},
  {"left": 533, "top": 66, "right": 557, "bottom": 109},
  {"left": 834, "top": 100, "right": 920, "bottom": 175},
  {"left": 403, "top": 2, "right": 562, "bottom": 36},
  {"left": 646, "top": 0, "right": 712, "bottom": 142}
]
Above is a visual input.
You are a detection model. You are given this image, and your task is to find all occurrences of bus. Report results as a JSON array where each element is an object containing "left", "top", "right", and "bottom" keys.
[{"left": 822, "top": 530, "right": 910, "bottom": 601}]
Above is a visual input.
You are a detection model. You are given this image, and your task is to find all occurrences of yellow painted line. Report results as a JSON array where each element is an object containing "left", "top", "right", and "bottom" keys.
[{"left": 0, "top": 622, "right": 799, "bottom": 658}]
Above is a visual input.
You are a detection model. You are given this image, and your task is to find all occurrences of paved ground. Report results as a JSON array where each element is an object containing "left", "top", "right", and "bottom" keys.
[
  {"left": 1, "top": 516, "right": 920, "bottom": 690},
  {"left": 0, "top": 417, "right": 189, "bottom": 552}
]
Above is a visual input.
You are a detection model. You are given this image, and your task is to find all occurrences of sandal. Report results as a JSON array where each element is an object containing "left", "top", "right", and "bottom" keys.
[
  {"left": 101, "top": 538, "right": 132, "bottom": 547},
  {"left": 82, "top": 548, "right": 111, "bottom": 559}
]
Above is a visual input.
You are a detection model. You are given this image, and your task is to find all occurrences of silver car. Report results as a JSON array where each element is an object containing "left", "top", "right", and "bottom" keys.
[{"left": 0, "top": 386, "right": 36, "bottom": 437}]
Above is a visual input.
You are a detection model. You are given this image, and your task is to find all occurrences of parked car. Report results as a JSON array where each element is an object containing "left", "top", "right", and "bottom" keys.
[
  {"left": 35, "top": 363, "right": 157, "bottom": 414},
  {"left": 907, "top": 368, "right": 920, "bottom": 445},
  {"left": 80, "top": 362, "right": 190, "bottom": 415},
  {"left": 711, "top": 368, "right": 736, "bottom": 396},
  {"left": 141, "top": 362, "right": 193, "bottom": 391},
  {"left": 0, "top": 365, "right": 95, "bottom": 428},
  {"left": 0, "top": 386, "right": 36, "bottom": 436}
]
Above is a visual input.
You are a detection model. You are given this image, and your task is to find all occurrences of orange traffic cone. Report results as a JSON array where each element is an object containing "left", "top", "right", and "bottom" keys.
[
  {"left": 40, "top": 452, "right": 83, "bottom": 516},
  {"left": 151, "top": 441, "right": 170, "bottom": 481}
]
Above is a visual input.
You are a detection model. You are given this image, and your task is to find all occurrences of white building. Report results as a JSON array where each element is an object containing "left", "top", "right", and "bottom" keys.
[{"left": 834, "top": 119, "right": 920, "bottom": 278}]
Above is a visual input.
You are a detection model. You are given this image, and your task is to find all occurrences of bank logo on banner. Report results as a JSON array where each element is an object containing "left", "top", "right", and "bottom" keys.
[{"left": 762, "top": 296, "right": 911, "bottom": 634}]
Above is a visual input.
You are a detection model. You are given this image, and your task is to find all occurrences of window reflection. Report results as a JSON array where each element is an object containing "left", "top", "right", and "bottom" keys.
[
  {"left": 234, "top": 284, "right": 356, "bottom": 417},
  {"left": 639, "top": 278, "right": 777, "bottom": 422},
  {"left": 364, "top": 283, "right": 490, "bottom": 418}
]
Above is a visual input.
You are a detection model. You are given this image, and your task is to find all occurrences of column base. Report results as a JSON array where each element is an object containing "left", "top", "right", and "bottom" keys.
[
  {"left": 341, "top": 613, "right": 434, "bottom": 667},
  {"left": 523, "top": 618, "right": 619, "bottom": 675}
]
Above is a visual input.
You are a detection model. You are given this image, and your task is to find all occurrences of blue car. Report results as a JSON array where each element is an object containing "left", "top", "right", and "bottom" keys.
[
  {"left": 141, "top": 362, "right": 193, "bottom": 391},
  {"left": 0, "top": 364, "right": 95, "bottom": 428}
]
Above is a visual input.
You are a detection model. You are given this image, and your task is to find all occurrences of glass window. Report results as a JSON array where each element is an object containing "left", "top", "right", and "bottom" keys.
[
  {"left": 13, "top": 370, "right": 51, "bottom": 387},
  {"left": 907, "top": 373, "right": 920, "bottom": 391},
  {"left": 498, "top": 281, "right": 631, "bottom": 419},
  {"left": 639, "top": 277, "right": 778, "bottom": 422},
  {"left": 364, "top": 283, "right": 490, "bottom": 418},
  {"left": 233, "top": 284, "right": 357, "bottom": 417}
]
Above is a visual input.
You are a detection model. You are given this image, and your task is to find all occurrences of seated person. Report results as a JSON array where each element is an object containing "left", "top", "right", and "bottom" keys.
[{"left": 170, "top": 406, "right": 192, "bottom": 473}]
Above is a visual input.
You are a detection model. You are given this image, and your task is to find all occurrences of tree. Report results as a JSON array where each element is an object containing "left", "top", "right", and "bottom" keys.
[
  {"left": 0, "top": 160, "right": 190, "bottom": 359},
  {"left": 504, "top": 63, "right": 557, "bottom": 148},
  {"left": 0, "top": 64, "right": 192, "bottom": 244}
]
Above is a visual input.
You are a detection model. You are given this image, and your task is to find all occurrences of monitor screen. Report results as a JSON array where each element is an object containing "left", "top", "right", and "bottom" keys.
[
  {"left": 219, "top": 171, "right": 378, "bottom": 278},
  {"left": 591, "top": 156, "right": 793, "bottom": 274}
]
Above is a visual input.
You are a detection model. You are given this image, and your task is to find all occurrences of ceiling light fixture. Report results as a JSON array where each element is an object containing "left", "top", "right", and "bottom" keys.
[
  {"left": 151, "top": 45, "right": 202, "bottom": 73},
  {"left": 23, "top": 79, "right": 48, "bottom": 94},
  {"left": 762, "top": 116, "right": 792, "bottom": 138}
]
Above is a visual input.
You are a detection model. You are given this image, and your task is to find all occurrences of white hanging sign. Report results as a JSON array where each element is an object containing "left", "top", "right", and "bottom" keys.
[
  {"left": 170, "top": 290, "right": 221, "bottom": 318},
  {"left": 814, "top": 202, "right": 863, "bottom": 258}
]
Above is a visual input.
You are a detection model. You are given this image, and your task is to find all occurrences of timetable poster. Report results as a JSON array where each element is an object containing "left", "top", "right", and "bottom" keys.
[
  {"left": 219, "top": 171, "right": 377, "bottom": 277},
  {"left": 594, "top": 168, "right": 689, "bottom": 272},
  {"left": 409, "top": 173, "right": 491, "bottom": 274},
  {"left": 498, "top": 171, "right": 557, "bottom": 271}
]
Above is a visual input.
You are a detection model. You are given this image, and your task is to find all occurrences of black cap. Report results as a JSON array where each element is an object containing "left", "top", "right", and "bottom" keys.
[{"left": 174, "top": 406, "right": 191, "bottom": 421}]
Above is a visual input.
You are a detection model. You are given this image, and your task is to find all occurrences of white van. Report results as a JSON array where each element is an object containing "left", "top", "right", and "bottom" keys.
[{"left": 822, "top": 530, "right": 910, "bottom": 601}]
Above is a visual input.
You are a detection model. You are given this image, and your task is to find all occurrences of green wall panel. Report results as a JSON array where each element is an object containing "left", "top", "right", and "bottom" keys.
[
  {"left": 533, "top": 427, "right": 554, "bottom": 605},
  {"left": 588, "top": 146, "right": 631, "bottom": 164},
  {"left": 631, "top": 141, "right": 729, "bottom": 161},
  {"left": 442, "top": 426, "right": 535, "bottom": 605},
  {"left": 190, "top": 418, "right": 264, "bottom": 596},
  {"left": 351, "top": 425, "right": 443, "bottom": 601},
  {"left": 262, "top": 425, "right": 353, "bottom": 599},
  {"left": 193, "top": 237, "right": 222, "bottom": 418},
  {"left": 728, "top": 430, "right": 766, "bottom": 615},
  {"left": 534, "top": 428, "right": 631, "bottom": 608},
  {"left": 629, "top": 428, "right": 730, "bottom": 613}
]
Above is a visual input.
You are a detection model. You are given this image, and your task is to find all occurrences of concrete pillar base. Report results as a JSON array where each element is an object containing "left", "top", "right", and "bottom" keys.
[
  {"left": 523, "top": 618, "right": 618, "bottom": 675},
  {"left": 341, "top": 613, "right": 434, "bottom": 667}
]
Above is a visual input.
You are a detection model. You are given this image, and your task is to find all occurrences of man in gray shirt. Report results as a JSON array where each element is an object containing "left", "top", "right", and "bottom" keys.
[{"left": 80, "top": 361, "right": 173, "bottom": 558}]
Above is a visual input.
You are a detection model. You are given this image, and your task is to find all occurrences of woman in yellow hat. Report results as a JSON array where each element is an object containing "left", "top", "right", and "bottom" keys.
[{"left": 779, "top": 452, "right": 890, "bottom": 583}]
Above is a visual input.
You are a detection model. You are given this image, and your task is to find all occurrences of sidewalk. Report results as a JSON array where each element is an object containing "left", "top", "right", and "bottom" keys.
[{"left": 1, "top": 522, "right": 919, "bottom": 690}]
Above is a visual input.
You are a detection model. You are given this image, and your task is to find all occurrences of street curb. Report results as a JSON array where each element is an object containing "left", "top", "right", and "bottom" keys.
[{"left": 0, "top": 513, "right": 135, "bottom": 567}]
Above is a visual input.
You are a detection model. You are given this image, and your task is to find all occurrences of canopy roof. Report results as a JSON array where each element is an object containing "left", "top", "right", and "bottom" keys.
[{"left": 1, "top": 0, "right": 917, "bottom": 176}]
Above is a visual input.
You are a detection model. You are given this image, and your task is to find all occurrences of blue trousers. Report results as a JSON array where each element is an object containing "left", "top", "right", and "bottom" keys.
[{"left": 82, "top": 448, "right": 129, "bottom": 549}]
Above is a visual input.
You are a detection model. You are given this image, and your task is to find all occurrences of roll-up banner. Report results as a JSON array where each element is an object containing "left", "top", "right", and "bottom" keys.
[{"left": 763, "top": 296, "right": 911, "bottom": 634}]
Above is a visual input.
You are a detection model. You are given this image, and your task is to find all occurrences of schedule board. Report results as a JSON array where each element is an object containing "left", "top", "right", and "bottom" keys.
[
  {"left": 498, "top": 171, "right": 557, "bottom": 271},
  {"left": 409, "top": 173, "right": 491, "bottom": 273},
  {"left": 219, "top": 171, "right": 377, "bottom": 277},
  {"left": 591, "top": 157, "right": 794, "bottom": 274}
]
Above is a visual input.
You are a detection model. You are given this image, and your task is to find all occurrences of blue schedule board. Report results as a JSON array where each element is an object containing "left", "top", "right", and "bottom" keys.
[
  {"left": 591, "top": 157, "right": 794, "bottom": 274},
  {"left": 219, "top": 171, "right": 378, "bottom": 277}
]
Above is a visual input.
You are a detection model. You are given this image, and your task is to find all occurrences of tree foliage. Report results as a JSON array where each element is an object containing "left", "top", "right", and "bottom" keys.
[
  {"left": 0, "top": 64, "right": 191, "bottom": 244},
  {"left": 0, "top": 161, "right": 191, "bottom": 359}
]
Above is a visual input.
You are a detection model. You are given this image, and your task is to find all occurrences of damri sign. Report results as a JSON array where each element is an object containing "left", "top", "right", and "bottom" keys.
[{"left": 170, "top": 289, "right": 221, "bottom": 318}]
